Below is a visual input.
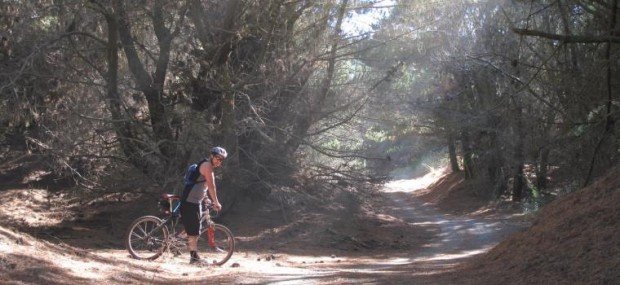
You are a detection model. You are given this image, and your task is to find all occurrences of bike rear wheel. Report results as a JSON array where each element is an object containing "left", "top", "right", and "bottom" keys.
[
  {"left": 197, "top": 224, "right": 235, "bottom": 266},
  {"left": 125, "top": 215, "right": 169, "bottom": 260}
]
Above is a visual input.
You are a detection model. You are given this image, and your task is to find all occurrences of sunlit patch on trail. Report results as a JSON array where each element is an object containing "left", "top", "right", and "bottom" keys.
[
  {"left": 268, "top": 276, "right": 376, "bottom": 285},
  {"left": 0, "top": 189, "right": 66, "bottom": 227},
  {"left": 384, "top": 166, "right": 446, "bottom": 193},
  {"left": 382, "top": 257, "right": 411, "bottom": 265},
  {"left": 409, "top": 220, "right": 449, "bottom": 226},
  {"left": 412, "top": 248, "right": 490, "bottom": 262}
]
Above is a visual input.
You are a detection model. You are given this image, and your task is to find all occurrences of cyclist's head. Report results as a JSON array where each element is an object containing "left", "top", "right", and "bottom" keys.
[{"left": 210, "top": 146, "right": 227, "bottom": 167}]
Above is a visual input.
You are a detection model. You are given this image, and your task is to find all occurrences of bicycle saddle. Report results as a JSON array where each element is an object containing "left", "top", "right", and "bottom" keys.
[{"left": 161, "top": 194, "right": 180, "bottom": 200}]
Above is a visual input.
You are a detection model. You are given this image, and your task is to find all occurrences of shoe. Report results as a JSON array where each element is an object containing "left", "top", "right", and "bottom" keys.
[
  {"left": 190, "top": 257, "right": 210, "bottom": 266},
  {"left": 190, "top": 252, "right": 209, "bottom": 265},
  {"left": 189, "top": 256, "right": 200, "bottom": 264}
]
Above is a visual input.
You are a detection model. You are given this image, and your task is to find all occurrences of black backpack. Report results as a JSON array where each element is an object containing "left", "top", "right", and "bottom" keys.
[{"left": 181, "top": 159, "right": 206, "bottom": 200}]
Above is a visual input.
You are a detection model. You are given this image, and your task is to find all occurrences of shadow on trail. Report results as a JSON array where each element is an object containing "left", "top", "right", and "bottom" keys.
[
  {"left": 384, "top": 191, "right": 519, "bottom": 261},
  {"left": 0, "top": 253, "right": 91, "bottom": 285},
  {"left": 258, "top": 191, "right": 520, "bottom": 283},
  {"left": 0, "top": 251, "right": 235, "bottom": 285}
]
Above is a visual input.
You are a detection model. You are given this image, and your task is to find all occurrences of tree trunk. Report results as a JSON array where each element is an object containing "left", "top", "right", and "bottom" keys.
[
  {"left": 486, "top": 129, "right": 506, "bottom": 198},
  {"left": 461, "top": 129, "right": 474, "bottom": 179},
  {"left": 213, "top": 0, "right": 244, "bottom": 66},
  {"left": 112, "top": 0, "right": 178, "bottom": 163},
  {"left": 536, "top": 147, "right": 550, "bottom": 190},
  {"left": 448, "top": 131, "right": 460, "bottom": 172},
  {"left": 536, "top": 112, "right": 555, "bottom": 190},
  {"left": 103, "top": 11, "right": 151, "bottom": 174},
  {"left": 286, "top": 0, "right": 348, "bottom": 153},
  {"left": 217, "top": 89, "right": 241, "bottom": 208},
  {"left": 584, "top": 0, "right": 618, "bottom": 187},
  {"left": 512, "top": 106, "right": 525, "bottom": 202}
]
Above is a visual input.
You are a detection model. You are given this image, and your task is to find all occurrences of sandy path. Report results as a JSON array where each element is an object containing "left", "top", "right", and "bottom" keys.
[{"left": 212, "top": 172, "right": 525, "bottom": 284}]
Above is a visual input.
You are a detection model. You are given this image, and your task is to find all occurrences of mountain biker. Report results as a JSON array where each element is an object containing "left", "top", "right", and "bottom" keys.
[{"left": 181, "top": 146, "right": 227, "bottom": 264}]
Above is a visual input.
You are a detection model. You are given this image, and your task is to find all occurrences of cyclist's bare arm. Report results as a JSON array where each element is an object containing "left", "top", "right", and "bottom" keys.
[{"left": 200, "top": 162, "right": 221, "bottom": 212}]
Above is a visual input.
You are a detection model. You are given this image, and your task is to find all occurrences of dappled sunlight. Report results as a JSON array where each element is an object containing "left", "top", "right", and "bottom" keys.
[
  {"left": 268, "top": 276, "right": 377, "bottom": 285},
  {"left": 0, "top": 189, "right": 66, "bottom": 227},
  {"left": 384, "top": 166, "right": 447, "bottom": 193},
  {"left": 374, "top": 173, "right": 525, "bottom": 283},
  {"left": 412, "top": 248, "right": 490, "bottom": 262},
  {"left": 409, "top": 220, "right": 450, "bottom": 226}
]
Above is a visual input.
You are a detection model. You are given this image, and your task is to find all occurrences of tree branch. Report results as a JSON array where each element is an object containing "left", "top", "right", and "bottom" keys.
[{"left": 513, "top": 28, "right": 620, "bottom": 43}]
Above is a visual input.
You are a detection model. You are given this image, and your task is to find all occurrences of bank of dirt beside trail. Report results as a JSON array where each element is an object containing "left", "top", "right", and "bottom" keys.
[
  {"left": 411, "top": 170, "right": 490, "bottom": 215},
  {"left": 450, "top": 165, "right": 620, "bottom": 284}
]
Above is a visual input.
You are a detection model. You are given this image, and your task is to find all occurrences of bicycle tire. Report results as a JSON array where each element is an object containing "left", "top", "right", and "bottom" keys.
[
  {"left": 125, "top": 215, "right": 169, "bottom": 260},
  {"left": 197, "top": 224, "right": 235, "bottom": 266}
]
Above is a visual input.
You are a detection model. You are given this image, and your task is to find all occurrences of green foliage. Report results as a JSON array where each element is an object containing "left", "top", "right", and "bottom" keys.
[
  {"left": 324, "top": 138, "right": 342, "bottom": 150},
  {"left": 364, "top": 127, "right": 389, "bottom": 143},
  {"left": 37, "top": 15, "right": 58, "bottom": 30}
]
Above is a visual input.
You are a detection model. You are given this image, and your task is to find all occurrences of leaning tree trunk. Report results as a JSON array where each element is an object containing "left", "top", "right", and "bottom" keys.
[
  {"left": 285, "top": 0, "right": 348, "bottom": 154},
  {"left": 103, "top": 12, "right": 144, "bottom": 171},
  {"left": 112, "top": 0, "right": 182, "bottom": 179}
]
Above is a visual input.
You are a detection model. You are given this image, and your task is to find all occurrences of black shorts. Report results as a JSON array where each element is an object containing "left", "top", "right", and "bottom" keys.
[{"left": 180, "top": 202, "right": 202, "bottom": 236}]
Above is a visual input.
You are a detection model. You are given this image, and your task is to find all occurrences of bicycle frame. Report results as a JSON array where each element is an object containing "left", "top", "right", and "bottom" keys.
[
  {"left": 156, "top": 197, "right": 217, "bottom": 250},
  {"left": 126, "top": 195, "right": 235, "bottom": 264}
]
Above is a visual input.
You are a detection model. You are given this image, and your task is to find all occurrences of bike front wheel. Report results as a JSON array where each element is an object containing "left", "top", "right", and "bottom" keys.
[
  {"left": 125, "top": 215, "right": 169, "bottom": 260},
  {"left": 197, "top": 224, "right": 235, "bottom": 266}
]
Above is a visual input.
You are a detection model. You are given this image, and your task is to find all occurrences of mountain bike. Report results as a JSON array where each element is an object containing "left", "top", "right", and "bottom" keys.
[{"left": 124, "top": 194, "right": 235, "bottom": 266}]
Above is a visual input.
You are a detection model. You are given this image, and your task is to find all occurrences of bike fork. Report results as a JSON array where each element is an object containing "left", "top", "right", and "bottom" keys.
[{"left": 207, "top": 226, "right": 216, "bottom": 248}]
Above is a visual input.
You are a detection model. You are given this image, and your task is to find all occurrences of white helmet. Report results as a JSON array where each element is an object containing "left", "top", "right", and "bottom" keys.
[{"left": 210, "top": 146, "right": 228, "bottom": 159}]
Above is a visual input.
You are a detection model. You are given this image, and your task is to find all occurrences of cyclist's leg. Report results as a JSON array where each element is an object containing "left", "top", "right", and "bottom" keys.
[{"left": 180, "top": 201, "right": 203, "bottom": 263}]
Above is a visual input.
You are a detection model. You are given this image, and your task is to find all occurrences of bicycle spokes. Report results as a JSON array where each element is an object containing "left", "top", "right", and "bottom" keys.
[
  {"left": 126, "top": 214, "right": 234, "bottom": 265},
  {"left": 125, "top": 216, "right": 169, "bottom": 260}
]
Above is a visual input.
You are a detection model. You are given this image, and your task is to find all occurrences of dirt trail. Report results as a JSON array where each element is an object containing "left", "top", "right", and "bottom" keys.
[
  {"left": 216, "top": 170, "right": 526, "bottom": 284},
  {"left": 1, "top": 170, "right": 526, "bottom": 284},
  {"left": 369, "top": 180, "right": 524, "bottom": 283}
]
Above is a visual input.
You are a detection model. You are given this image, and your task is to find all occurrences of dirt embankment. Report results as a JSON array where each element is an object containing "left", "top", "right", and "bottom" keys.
[
  {"left": 388, "top": 167, "right": 619, "bottom": 284},
  {"left": 454, "top": 165, "right": 620, "bottom": 284},
  {"left": 412, "top": 171, "right": 488, "bottom": 214}
]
